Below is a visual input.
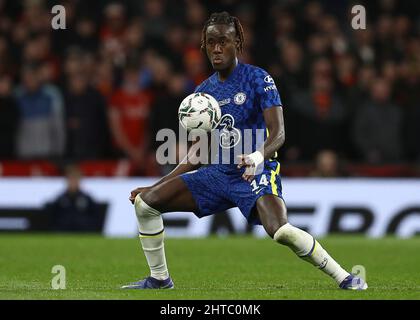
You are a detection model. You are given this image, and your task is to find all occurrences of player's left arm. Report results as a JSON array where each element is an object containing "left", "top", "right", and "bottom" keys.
[
  {"left": 238, "top": 69, "right": 284, "bottom": 182},
  {"left": 261, "top": 106, "right": 285, "bottom": 160},
  {"left": 238, "top": 106, "right": 285, "bottom": 181}
]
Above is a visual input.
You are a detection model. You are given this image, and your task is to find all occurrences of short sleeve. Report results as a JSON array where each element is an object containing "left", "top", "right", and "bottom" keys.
[
  {"left": 194, "top": 81, "right": 206, "bottom": 93},
  {"left": 253, "top": 68, "right": 282, "bottom": 110}
]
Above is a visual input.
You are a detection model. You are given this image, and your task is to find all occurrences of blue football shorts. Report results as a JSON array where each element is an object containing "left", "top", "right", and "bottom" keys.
[{"left": 180, "top": 160, "right": 283, "bottom": 225}]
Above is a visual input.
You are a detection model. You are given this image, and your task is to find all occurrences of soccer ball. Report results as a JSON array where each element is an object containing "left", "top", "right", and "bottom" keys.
[{"left": 178, "top": 92, "right": 221, "bottom": 132}]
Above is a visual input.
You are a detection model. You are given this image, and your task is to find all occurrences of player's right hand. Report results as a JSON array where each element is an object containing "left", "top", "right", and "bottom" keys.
[
  {"left": 237, "top": 154, "right": 257, "bottom": 182},
  {"left": 129, "top": 187, "right": 149, "bottom": 204}
]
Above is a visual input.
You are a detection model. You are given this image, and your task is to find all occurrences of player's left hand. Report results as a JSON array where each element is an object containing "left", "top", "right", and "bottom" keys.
[
  {"left": 237, "top": 154, "right": 257, "bottom": 182},
  {"left": 129, "top": 187, "right": 149, "bottom": 204}
]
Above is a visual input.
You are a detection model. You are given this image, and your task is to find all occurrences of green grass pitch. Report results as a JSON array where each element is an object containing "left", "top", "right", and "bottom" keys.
[{"left": 1, "top": 234, "right": 419, "bottom": 300}]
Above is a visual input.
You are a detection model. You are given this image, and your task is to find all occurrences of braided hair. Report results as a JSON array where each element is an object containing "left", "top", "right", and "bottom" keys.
[{"left": 200, "top": 11, "right": 244, "bottom": 53}]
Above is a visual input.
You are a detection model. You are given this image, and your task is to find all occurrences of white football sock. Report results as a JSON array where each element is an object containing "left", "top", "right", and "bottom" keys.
[
  {"left": 274, "top": 223, "right": 349, "bottom": 284},
  {"left": 134, "top": 195, "right": 169, "bottom": 280}
]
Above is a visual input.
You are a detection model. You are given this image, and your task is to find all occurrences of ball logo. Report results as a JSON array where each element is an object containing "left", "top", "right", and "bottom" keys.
[
  {"left": 219, "top": 114, "right": 241, "bottom": 148},
  {"left": 234, "top": 92, "right": 246, "bottom": 105},
  {"left": 264, "top": 75, "right": 275, "bottom": 84}
]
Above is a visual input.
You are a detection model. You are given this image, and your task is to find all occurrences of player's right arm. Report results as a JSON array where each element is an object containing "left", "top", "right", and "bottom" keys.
[{"left": 129, "top": 140, "right": 203, "bottom": 204}]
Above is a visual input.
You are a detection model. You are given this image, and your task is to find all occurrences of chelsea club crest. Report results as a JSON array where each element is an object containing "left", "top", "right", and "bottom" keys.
[{"left": 234, "top": 92, "right": 246, "bottom": 105}]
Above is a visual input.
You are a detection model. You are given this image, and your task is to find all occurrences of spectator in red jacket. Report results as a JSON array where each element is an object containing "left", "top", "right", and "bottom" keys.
[{"left": 108, "top": 64, "right": 152, "bottom": 174}]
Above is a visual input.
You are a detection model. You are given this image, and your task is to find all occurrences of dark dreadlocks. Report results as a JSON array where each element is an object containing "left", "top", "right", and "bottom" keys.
[{"left": 200, "top": 11, "right": 245, "bottom": 53}]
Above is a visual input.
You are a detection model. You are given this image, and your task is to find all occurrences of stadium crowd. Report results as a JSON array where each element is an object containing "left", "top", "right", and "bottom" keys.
[{"left": 0, "top": 0, "right": 419, "bottom": 176}]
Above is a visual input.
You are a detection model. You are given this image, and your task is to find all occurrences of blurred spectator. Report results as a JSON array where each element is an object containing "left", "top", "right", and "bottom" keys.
[
  {"left": 279, "top": 41, "right": 306, "bottom": 90},
  {"left": 19, "top": 0, "right": 50, "bottom": 34},
  {"left": 0, "top": 35, "right": 14, "bottom": 76},
  {"left": 100, "top": 2, "right": 127, "bottom": 66},
  {"left": 274, "top": 10, "right": 297, "bottom": 47},
  {"left": 150, "top": 73, "right": 189, "bottom": 151},
  {"left": 307, "top": 33, "right": 330, "bottom": 58},
  {"left": 353, "top": 29, "right": 375, "bottom": 65},
  {"left": 124, "top": 20, "right": 145, "bottom": 61},
  {"left": 302, "top": 1, "right": 324, "bottom": 32},
  {"left": 310, "top": 149, "right": 343, "bottom": 177},
  {"left": 183, "top": 48, "right": 208, "bottom": 86},
  {"left": 142, "top": 0, "right": 167, "bottom": 41},
  {"left": 48, "top": 165, "right": 102, "bottom": 232},
  {"left": 159, "top": 23, "right": 187, "bottom": 71},
  {"left": 352, "top": 64, "right": 377, "bottom": 105},
  {"left": 109, "top": 64, "right": 152, "bottom": 174},
  {"left": 292, "top": 70, "right": 347, "bottom": 159},
  {"left": 64, "top": 71, "right": 110, "bottom": 160},
  {"left": 70, "top": 16, "right": 100, "bottom": 53},
  {"left": 148, "top": 55, "right": 173, "bottom": 90},
  {"left": 398, "top": 61, "right": 420, "bottom": 161},
  {"left": 100, "top": 2, "right": 127, "bottom": 43},
  {"left": 404, "top": 103, "right": 420, "bottom": 162},
  {"left": 150, "top": 74, "right": 188, "bottom": 175},
  {"left": 351, "top": 78, "right": 403, "bottom": 163},
  {"left": 0, "top": 0, "right": 14, "bottom": 36},
  {"left": 14, "top": 63, "right": 65, "bottom": 159},
  {"left": 0, "top": 74, "right": 20, "bottom": 159},
  {"left": 186, "top": 1, "right": 207, "bottom": 29},
  {"left": 22, "top": 34, "right": 60, "bottom": 82},
  {"left": 336, "top": 54, "right": 358, "bottom": 93},
  {"left": 93, "top": 59, "right": 115, "bottom": 100},
  {"left": 273, "top": 40, "right": 306, "bottom": 161}
]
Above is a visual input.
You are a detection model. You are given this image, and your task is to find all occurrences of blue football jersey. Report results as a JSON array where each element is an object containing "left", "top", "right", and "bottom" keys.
[{"left": 194, "top": 62, "right": 282, "bottom": 170}]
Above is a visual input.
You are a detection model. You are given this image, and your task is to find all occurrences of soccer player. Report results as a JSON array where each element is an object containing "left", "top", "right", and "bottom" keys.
[{"left": 122, "top": 12, "right": 367, "bottom": 290}]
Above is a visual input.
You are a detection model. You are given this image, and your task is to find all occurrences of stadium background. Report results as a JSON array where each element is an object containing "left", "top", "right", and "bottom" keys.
[
  {"left": 0, "top": 0, "right": 420, "bottom": 301},
  {"left": 0, "top": 0, "right": 419, "bottom": 238}
]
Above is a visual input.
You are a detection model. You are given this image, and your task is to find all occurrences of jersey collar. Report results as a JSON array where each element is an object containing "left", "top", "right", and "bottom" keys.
[{"left": 213, "top": 59, "right": 241, "bottom": 85}]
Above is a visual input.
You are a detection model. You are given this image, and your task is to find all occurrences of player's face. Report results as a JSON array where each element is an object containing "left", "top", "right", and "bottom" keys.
[{"left": 205, "top": 24, "right": 238, "bottom": 71}]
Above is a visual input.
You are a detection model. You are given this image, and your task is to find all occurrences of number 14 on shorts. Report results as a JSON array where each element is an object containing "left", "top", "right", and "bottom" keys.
[{"left": 250, "top": 174, "right": 269, "bottom": 194}]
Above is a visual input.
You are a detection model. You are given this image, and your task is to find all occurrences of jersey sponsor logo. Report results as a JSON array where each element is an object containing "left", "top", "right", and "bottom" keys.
[
  {"left": 264, "top": 84, "right": 277, "bottom": 92},
  {"left": 218, "top": 98, "right": 231, "bottom": 107},
  {"left": 233, "top": 92, "right": 246, "bottom": 105},
  {"left": 264, "top": 75, "right": 275, "bottom": 84},
  {"left": 219, "top": 114, "right": 241, "bottom": 148}
]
